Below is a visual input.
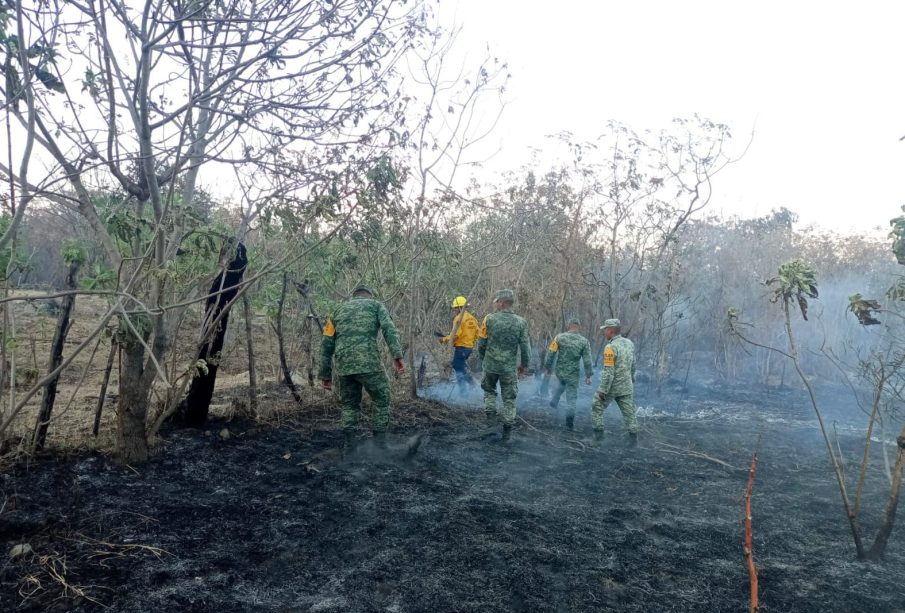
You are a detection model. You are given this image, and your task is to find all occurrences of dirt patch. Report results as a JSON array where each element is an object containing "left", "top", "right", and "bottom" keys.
[{"left": 0, "top": 388, "right": 904, "bottom": 612}]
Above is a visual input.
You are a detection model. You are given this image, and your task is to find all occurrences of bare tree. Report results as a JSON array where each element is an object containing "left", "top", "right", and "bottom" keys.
[{"left": 0, "top": 0, "right": 425, "bottom": 462}]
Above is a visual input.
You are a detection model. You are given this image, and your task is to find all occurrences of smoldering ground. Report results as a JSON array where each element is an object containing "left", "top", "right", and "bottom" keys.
[{"left": 1, "top": 382, "right": 904, "bottom": 612}]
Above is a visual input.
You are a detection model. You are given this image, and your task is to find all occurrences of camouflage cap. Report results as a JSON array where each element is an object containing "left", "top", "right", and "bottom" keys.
[
  {"left": 600, "top": 318, "right": 621, "bottom": 329},
  {"left": 494, "top": 288, "right": 515, "bottom": 302},
  {"left": 352, "top": 284, "right": 375, "bottom": 297},
  {"left": 567, "top": 316, "right": 581, "bottom": 326}
]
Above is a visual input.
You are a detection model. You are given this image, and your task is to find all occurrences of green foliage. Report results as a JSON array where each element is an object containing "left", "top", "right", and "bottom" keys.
[
  {"left": 890, "top": 206, "right": 905, "bottom": 265},
  {"left": 848, "top": 294, "right": 882, "bottom": 326},
  {"left": 61, "top": 239, "right": 87, "bottom": 265},
  {"left": 115, "top": 312, "right": 152, "bottom": 348},
  {"left": 0, "top": 213, "right": 30, "bottom": 278},
  {"left": 0, "top": 24, "right": 65, "bottom": 111},
  {"left": 80, "top": 264, "right": 116, "bottom": 291},
  {"left": 767, "top": 260, "right": 819, "bottom": 321}
]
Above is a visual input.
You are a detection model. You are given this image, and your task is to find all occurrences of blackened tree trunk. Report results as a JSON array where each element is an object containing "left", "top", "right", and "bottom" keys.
[
  {"left": 32, "top": 260, "right": 80, "bottom": 451},
  {"left": 177, "top": 243, "right": 248, "bottom": 427},
  {"left": 242, "top": 292, "right": 258, "bottom": 415},
  {"left": 276, "top": 271, "right": 301, "bottom": 402}
]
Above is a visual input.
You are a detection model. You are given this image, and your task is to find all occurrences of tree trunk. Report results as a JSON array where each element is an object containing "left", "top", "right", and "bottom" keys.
[
  {"left": 32, "top": 260, "right": 79, "bottom": 451},
  {"left": 177, "top": 243, "right": 248, "bottom": 427},
  {"left": 783, "top": 300, "right": 865, "bottom": 559},
  {"left": 275, "top": 271, "right": 301, "bottom": 402},
  {"left": 866, "top": 429, "right": 905, "bottom": 561},
  {"left": 92, "top": 341, "right": 117, "bottom": 436},
  {"left": 117, "top": 342, "right": 150, "bottom": 463},
  {"left": 242, "top": 293, "right": 258, "bottom": 415}
]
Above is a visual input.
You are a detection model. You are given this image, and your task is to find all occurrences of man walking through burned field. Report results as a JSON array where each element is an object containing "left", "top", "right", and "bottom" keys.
[
  {"left": 591, "top": 318, "right": 639, "bottom": 445},
  {"left": 319, "top": 285, "right": 405, "bottom": 450},
  {"left": 477, "top": 288, "right": 531, "bottom": 441},
  {"left": 544, "top": 317, "right": 593, "bottom": 430}
]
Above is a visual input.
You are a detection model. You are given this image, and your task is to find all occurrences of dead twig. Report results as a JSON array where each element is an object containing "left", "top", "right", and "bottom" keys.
[
  {"left": 655, "top": 442, "right": 738, "bottom": 470},
  {"left": 518, "top": 415, "right": 551, "bottom": 437},
  {"left": 743, "top": 444, "right": 760, "bottom": 613}
]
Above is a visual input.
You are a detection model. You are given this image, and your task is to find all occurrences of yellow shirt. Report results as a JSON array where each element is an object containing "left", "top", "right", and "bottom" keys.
[{"left": 442, "top": 311, "right": 479, "bottom": 348}]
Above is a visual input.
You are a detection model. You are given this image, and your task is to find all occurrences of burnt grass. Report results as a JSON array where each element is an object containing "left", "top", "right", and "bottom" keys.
[{"left": 1, "top": 383, "right": 905, "bottom": 612}]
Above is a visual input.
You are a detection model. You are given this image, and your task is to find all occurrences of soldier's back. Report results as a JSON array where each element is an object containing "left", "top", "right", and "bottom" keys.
[
  {"left": 482, "top": 311, "right": 528, "bottom": 374},
  {"left": 609, "top": 336, "right": 635, "bottom": 390},
  {"left": 555, "top": 332, "right": 589, "bottom": 362},
  {"left": 486, "top": 311, "right": 526, "bottom": 345},
  {"left": 331, "top": 298, "right": 384, "bottom": 375}
]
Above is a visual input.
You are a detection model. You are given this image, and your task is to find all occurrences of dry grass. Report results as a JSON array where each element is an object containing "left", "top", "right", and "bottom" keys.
[{"left": 0, "top": 290, "right": 351, "bottom": 457}]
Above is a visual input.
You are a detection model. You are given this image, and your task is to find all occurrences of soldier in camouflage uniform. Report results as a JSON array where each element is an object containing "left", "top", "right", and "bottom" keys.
[
  {"left": 319, "top": 286, "right": 405, "bottom": 448},
  {"left": 591, "top": 318, "right": 639, "bottom": 445},
  {"left": 544, "top": 317, "right": 592, "bottom": 430},
  {"left": 477, "top": 288, "right": 531, "bottom": 440}
]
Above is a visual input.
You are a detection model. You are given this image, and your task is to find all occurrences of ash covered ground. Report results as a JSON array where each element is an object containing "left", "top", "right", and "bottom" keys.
[{"left": 1, "top": 382, "right": 904, "bottom": 612}]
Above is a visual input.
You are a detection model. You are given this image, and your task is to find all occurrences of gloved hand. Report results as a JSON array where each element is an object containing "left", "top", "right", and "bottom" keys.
[{"left": 595, "top": 391, "right": 607, "bottom": 403}]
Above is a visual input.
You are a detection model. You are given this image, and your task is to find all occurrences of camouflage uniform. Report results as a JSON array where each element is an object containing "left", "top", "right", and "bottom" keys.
[
  {"left": 477, "top": 290, "right": 530, "bottom": 426},
  {"left": 591, "top": 321, "right": 638, "bottom": 434},
  {"left": 319, "top": 294, "right": 403, "bottom": 433},
  {"left": 544, "top": 327, "right": 592, "bottom": 420}
]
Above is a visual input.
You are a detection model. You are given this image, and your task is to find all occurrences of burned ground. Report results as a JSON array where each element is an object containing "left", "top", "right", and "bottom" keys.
[{"left": 1, "top": 384, "right": 904, "bottom": 612}]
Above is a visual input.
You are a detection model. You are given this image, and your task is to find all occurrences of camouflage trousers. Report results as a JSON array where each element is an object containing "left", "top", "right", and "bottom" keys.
[
  {"left": 338, "top": 371, "right": 391, "bottom": 432},
  {"left": 591, "top": 392, "right": 639, "bottom": 434},
  {"left": 550, "top": 376, "right": 579, "bottom": 418},
  {"left": 481, "top": 371, "right": 518, "bottom": 425}
]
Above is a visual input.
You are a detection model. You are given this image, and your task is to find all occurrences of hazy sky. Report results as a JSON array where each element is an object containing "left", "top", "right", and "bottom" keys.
[{"left": 448, "top": 0, "right": 905, "bottom": 233}]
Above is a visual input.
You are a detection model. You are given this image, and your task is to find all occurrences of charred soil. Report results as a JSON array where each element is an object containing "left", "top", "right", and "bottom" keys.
[{"left": 1, "top": 387, "right": 904, "bottom": 612}]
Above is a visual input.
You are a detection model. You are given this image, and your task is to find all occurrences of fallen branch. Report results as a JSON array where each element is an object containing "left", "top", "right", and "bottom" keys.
[
  {"left": 655, "top": 442, "right": 738, "bottom": 470},
  {"left": 517, "top": 415, "right": 551, "bottom": 437},
  {"left": 743, "top": 446, "right": 760, "bottom": 613}
]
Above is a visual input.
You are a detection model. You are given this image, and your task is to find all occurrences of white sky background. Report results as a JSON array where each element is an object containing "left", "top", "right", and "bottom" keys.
[{"left": 446, "top": 0, "right": 905, "bottom": 234}]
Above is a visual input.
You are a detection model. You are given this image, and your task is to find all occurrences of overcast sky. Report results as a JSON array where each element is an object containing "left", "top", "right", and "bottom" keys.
[{"left": 447, "top": 0, "right": 905, "bottom": 234}]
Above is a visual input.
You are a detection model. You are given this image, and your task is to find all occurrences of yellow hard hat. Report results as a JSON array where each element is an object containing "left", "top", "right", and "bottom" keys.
[{"left": 451, "top": 296, "right": 467, "bottom": 308}]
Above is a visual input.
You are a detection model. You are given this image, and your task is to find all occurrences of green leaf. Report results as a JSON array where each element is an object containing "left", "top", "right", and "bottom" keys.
[{"left": 33, "top": 65, "right": 64, "bottom": 93}]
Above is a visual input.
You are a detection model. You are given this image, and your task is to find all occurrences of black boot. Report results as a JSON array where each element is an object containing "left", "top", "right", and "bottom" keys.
[
  {"left": 372, "top": 430, "right": 388, "bottom": 449},
  {"left": 341, "top": 429, "right": 356, "bottom": 455},
  {"left": 501, "top": 423, "right": 512, "bottom": 442},
  {"left": 593, "top": 429, "right": 604, "bottom": 442},
  {"left": 627, "top": 432, "right": 638, "bottom": 448},
  {"left": 565, "top": 415, "right": 574, "bottom": 430}
]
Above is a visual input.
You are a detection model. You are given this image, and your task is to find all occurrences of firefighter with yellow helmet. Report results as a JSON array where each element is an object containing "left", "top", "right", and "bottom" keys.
[{"left": 439, "top": 295, "right": 479, "bottom": 392}]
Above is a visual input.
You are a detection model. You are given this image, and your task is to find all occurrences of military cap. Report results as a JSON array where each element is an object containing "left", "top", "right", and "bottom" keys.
[
  {"left": 567, "top": 316, "right": 581, "bottom": 326},
  {"left": 494, "top": 288, "right": 515, "bottom": 302},
  {"left": 600, "top": 318, "right": 621, "bottom": 329},
  {"left": 352, "top": 284, "right": 375, "bottom": 296}
]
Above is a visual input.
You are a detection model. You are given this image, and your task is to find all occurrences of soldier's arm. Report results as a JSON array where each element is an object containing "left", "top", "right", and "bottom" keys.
[
  {"left": 377, "top": 303, "right": 403, "bottom": 359},
  {"left": 477, "top": 316, "right": 489, "bottom": 359},
  {"left": 519, "top": 320, "right": 531, "bottom": 369},
  {"left": 544, "top": 336, "right": 559, "bottom": 371},
  {"left": 318, "top": 319, "right": 337, "bottom": 380},
  {"left": 581, "top": 339, "right": 593, "bottom": 380}
]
